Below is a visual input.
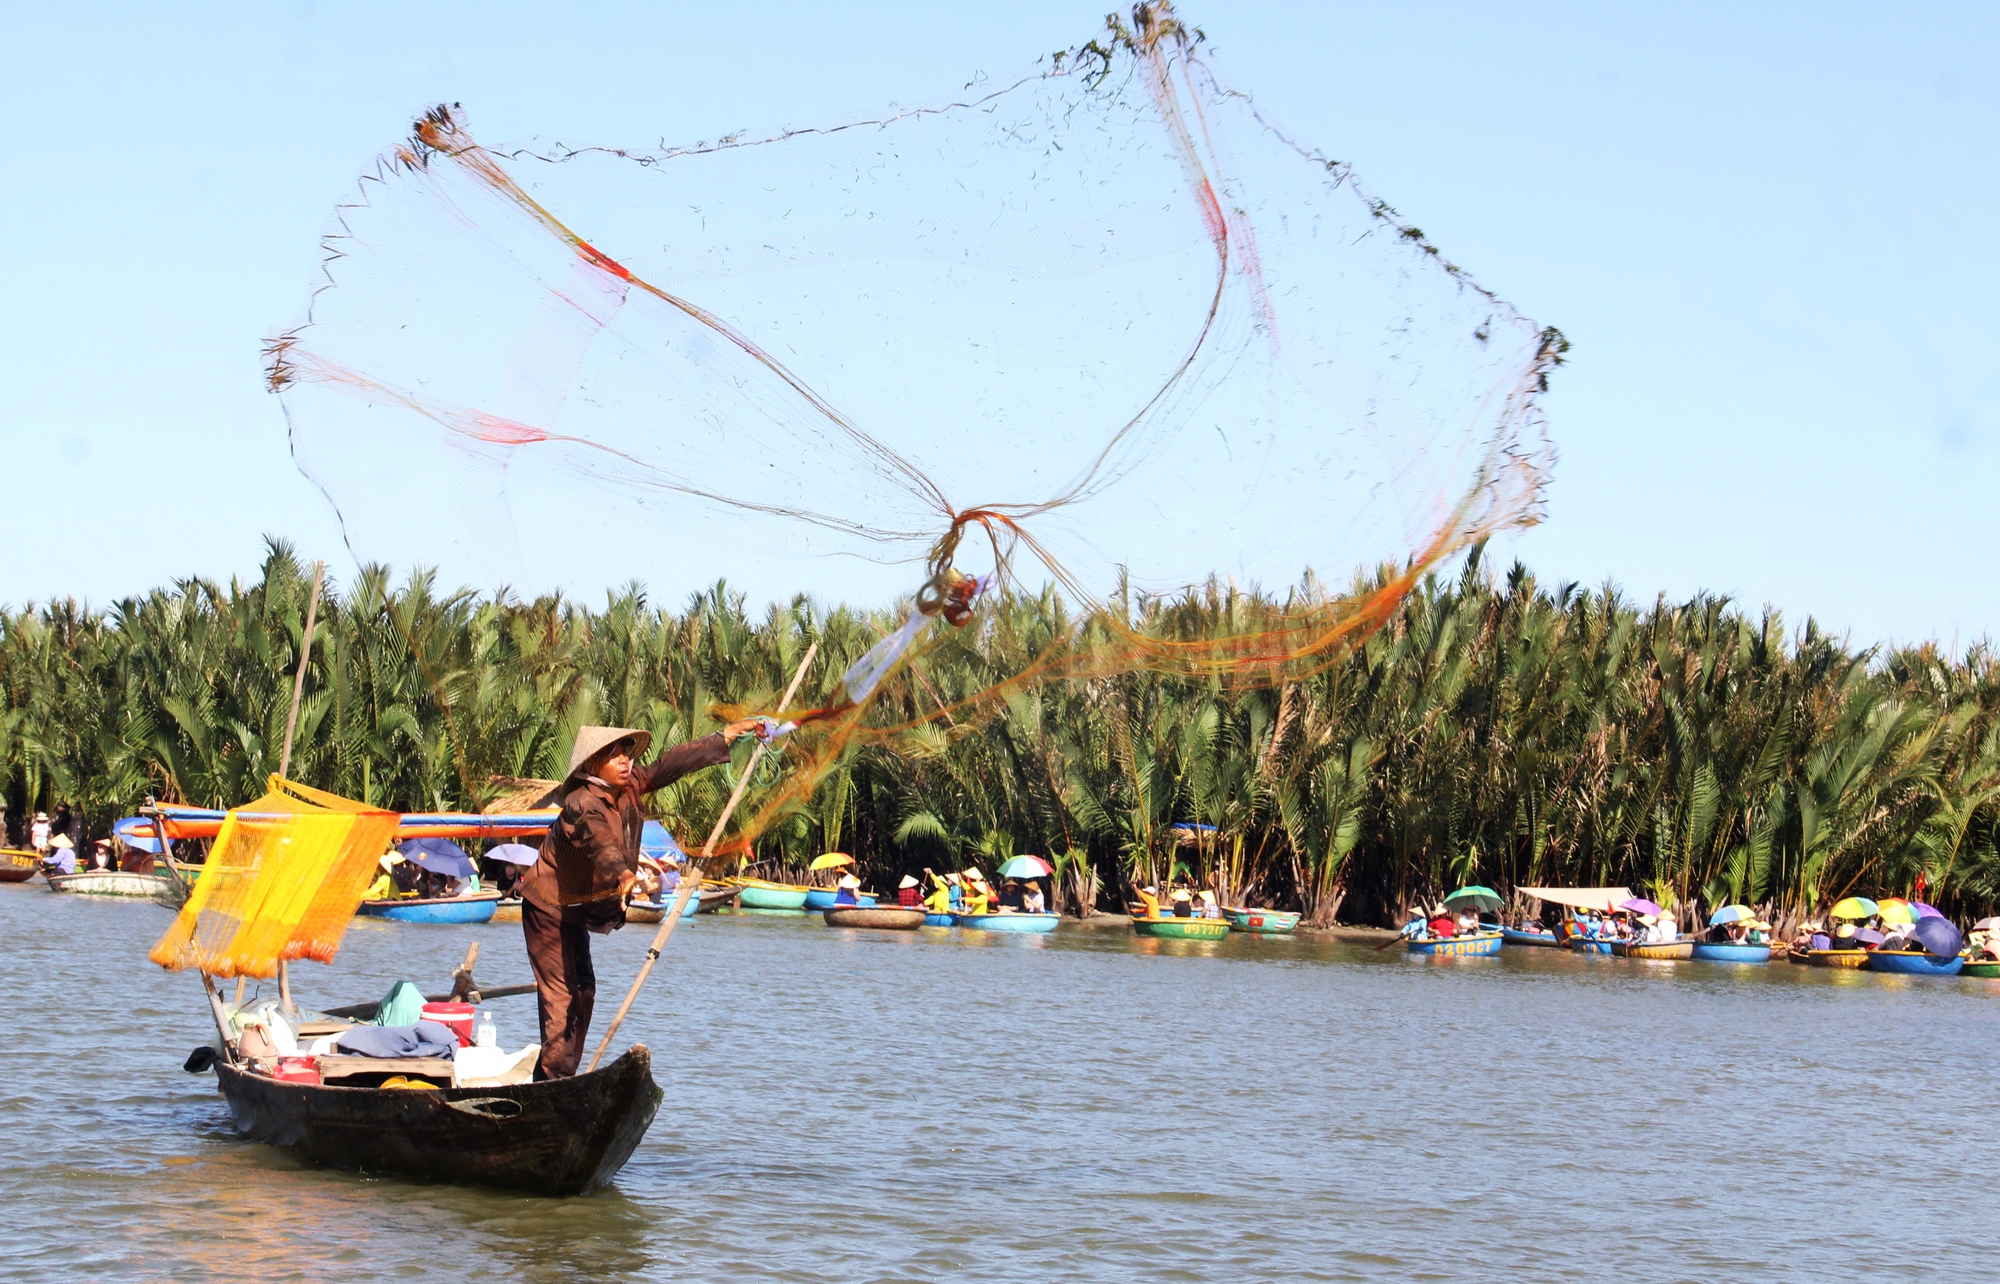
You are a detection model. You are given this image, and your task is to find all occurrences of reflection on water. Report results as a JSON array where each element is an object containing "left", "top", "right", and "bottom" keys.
[{"left": 4, "top": 889, "right": 1999, "bottom": 1281}]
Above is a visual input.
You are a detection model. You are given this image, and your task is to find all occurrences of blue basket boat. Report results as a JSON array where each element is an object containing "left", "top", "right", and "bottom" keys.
[
  {"left": 923, "top": 912, "right": 956, "bottom": 927},
  {"left": 1866, "top": 949, "right": 1965, "bottom": 976},
  {"left": 357, "top": 892, "right": 501, "bottom": 924},
  {"left": 1689, "top": 942, "right": 1773, "bottom": 964},
  {"left": 804, "top": 888, "right": 877, "bottom": 911},
  {"left": 1568, "top": 937, "right": 1617, "bottom": 955},
  {"left": 1501, "top": 926, "right": 1559, "bottom": 947},
  {"left": 953, "top": 911, "right": 1060, "bottom": 933},
  {"left": 1405, "top": 931, "right": 1503, "bottom": 957}
]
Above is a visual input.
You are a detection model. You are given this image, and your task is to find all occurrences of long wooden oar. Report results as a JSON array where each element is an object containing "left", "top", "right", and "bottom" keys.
[{"left": 586, "top": 641, "right": 819, "bottom": 1072}]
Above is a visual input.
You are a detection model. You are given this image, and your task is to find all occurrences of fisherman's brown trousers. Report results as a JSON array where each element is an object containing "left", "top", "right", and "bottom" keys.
[{"left": 521, "top": 897, "right": 597, "bottom": 1079}]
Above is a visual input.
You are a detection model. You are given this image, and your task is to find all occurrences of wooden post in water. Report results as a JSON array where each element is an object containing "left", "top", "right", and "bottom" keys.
[
  {"left": 275, "top": 559, "right": 324, "bottom": 1018},
  {"left": 586, "top": 641, "right": 818, "bottom": 1073}
]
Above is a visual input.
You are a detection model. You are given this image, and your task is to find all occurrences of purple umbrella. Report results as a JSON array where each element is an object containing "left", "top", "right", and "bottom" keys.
[
  {"left": 1912, "top": 901, "right": 1945, "bottom": 920},
  {"left": 484, "top": 842, "right": 541, "bottom": 866},
  {"left": 1619, "top": 897, "right": 1663, "bottom": 917},
  {"left": 1912, "top": 915, "right": 1963, "bottom": 959},
  {"left": 1854, "top": 927, "right": 1887, "bottom": 947},
  {"left": 396, "top": 837, "right": 474, "bottom": 878}
]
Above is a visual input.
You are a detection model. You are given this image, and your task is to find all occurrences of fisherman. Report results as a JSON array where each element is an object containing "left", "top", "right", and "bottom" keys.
[
  {"left": 834, "top": 872, "right": 863, "bottom": 906},
  {"left": 923, "top": 871, "right": 952, "bottom": 916},
  {"left": 522, "top": 720, "right": 761, "bottom": 1080},
  {"left": 897, "top": 874, "right": 922, "bottom": 908},
  {"left": 1135, "top": 884, "right": 1163, "bottom": 918},
  {"left": 43, "top": 834, "right": 76, "bottom": 874},
  {"left": 1021, "top": 880, "right": 1047, "bottom": 914},
  {"left": 1169, "top": 886, "right": 1195, "bottom": 918},
  {"left": 962, "top": 876, "right": 992, "bottom": 916}
]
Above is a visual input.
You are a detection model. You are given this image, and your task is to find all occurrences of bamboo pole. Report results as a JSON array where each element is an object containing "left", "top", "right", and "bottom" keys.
[
  {"left": 586, "top": 641, "right": 818, "bottom": 1072},
  {"left": 275, "top": 560, "right": 323, "bottom": 1018}
]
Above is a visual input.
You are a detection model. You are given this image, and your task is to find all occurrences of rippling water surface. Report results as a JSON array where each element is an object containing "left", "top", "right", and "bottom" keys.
[{"left": 4, "top": 887, "right": 1997, "bottom": 1281}]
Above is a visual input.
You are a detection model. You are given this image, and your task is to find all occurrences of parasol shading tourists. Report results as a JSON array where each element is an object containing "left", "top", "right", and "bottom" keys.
[{"left": 521, "top": 721, "right": 761, "bottom": 1079}]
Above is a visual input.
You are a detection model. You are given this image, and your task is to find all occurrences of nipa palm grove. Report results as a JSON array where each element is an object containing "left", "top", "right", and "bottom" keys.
[{"left": 5, "top": 541, "right": 1997, "bottom": 930}]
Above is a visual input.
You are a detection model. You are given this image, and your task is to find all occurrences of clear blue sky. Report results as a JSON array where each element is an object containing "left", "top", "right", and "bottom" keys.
[{"left": 3, "top": 1, "right": 1996, "bottom": 648}]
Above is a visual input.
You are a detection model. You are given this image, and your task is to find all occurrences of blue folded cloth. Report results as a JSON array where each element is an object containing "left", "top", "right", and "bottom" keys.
[{"left": 333, "top": 1020, "right": 458, "bottom": 1060}]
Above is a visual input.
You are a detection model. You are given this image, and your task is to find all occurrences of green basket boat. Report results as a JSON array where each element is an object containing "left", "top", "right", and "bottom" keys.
[
  {"left": 1221, "top": 906, "right": 1301, "bottom": 935},
  {"left": 1131, "top": 915, "right": 1230, "bottom": 940},
  {"left": 732, "top": 878, "right": 810, "bottom": 911},
  {"left": 1961, "top": 958, "right": 2000, "bottom": 979}
]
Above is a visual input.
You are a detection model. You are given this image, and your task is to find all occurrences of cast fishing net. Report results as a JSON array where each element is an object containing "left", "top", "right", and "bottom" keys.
[
  {"left": 150, "top": 778, "right": 399, "bottom": 978},
  {"left": 267, "top": 5, "right": 1561, "bottom": 845}
]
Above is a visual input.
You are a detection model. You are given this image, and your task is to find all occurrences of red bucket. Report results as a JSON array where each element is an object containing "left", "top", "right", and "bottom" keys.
[
  {"left": 420, "top": 1001, "right": 476, "bottom": 1046},
  {"left": 274, "top": 1056, "right": 321, "bottom": 1085}
]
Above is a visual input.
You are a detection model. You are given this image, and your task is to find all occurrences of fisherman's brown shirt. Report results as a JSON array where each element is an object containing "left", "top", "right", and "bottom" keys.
[{"left": 520, "top": 732, "right": 730, "bottom": 932}]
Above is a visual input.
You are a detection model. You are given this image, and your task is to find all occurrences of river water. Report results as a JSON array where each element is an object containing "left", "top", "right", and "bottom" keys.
[{"left": 3, "top": 887, "right": 1995, "bottom": 1282}]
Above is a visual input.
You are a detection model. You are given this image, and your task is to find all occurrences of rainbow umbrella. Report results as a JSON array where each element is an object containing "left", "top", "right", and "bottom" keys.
[
  {"left": 998, "top": 855, "right": 1055, "bottom": 879},
  {"left": 1830, "top": 896, "right": 1879, "bottom": 920},
  {"left": 1708, "top": 904, "right": 1756, "bottom": 926}
]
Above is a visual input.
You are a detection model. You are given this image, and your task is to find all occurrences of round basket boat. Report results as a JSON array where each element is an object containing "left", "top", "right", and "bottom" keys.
[
  {"left": 1865, "top": 949, "right": 1964, "bottom": 976},
  {"left": 1222, "top": 907, "right": 1300, "bottom": 935},
  {"left": 1130, "top": 915, "right": 1229, "bottom": 940},
  {"left": 824, "top": 904, "right": 926, "bottom": 930},
  {"left": 1406, "top": 931, "right": 1503, "bottom": 957},
  {"left": 1612, "top": 940, "right": 1693, "bottom": 961},
  {"left": 1501, "top": 926, "right": 1560, "bottom": 947},
  {"left": 1806, "top": 949, "right": 1870, "bottom": 969},
  {"left": 732, "top": 879, "right": 810, "bottom": 911},
  {"left": 358, "top": 891, "right": 502, "bottom": 924},
  {"left": 1960, "top": 958, "right": 2000, "bottom": 979},
  {"left": 1688, "top": 941, "right": 1773, "bottom": 964},
  {"left": 1568, "top": 937, "right": 1617, "bottom": 955},
  {"left": 956, "top": 911, "right": 1060, "bottom": 933}
]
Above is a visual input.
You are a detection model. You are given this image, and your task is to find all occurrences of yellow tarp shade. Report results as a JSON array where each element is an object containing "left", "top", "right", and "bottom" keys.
[{"left": 150, "top": 776, "right": 399, "bottom": 979}]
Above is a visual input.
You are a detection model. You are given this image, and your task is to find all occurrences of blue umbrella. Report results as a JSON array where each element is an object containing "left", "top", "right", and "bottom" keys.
[
  {"left": 640, "top": 820, "right": 687, "bottom": 864},
  {"left": 1912, "top": 915, "right": 1963, "bottom": 960},
  {"left": 397, "top": 838, "right": 474, "bottom": 878},
  {"left": 485, "top": 842, "right": 540, "bottom": 866},
  {"left": 111, "top": 816, "right": 164, "bottom": 854}
]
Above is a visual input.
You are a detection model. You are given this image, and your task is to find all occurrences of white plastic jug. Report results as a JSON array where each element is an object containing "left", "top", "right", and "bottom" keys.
[{"left": 475, "top": 1012, "right": 497, "bottom": 1048}]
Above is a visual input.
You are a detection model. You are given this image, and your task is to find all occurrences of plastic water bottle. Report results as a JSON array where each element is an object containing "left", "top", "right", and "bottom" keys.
[{"left": 475, "top": 1012, "right": 497, "bottom": 1048}]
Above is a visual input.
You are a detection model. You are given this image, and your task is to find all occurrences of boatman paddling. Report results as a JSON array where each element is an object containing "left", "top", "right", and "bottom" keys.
[{"left": 522, "top": 721, "right": 761, "bottom": 1079}]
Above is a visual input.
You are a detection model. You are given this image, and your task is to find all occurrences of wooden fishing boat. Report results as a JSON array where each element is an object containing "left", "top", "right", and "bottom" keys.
[
  {"left": 1866, "top": 949, "right": 1965, "bottom": 976},
  {"left": 46, "top": 868, "right": 177, "bottom": 899},
  {"left": 1, "top": 849, "right": 39, "bottom": 883},
  {"left": 624, "top": 894, "right": 696, "bottom": 925},
  {"left": 955, "top": 910, "right": 1060, "bottom": 933},
  {"left": 357, "top": 891, "right": 502, "bottom": 924},
  {"left": 695, "top": 881, "right": 740, "bottom": 913},
  {"left": 1130, "top": 914, "right": 1229, "bottom": 940},
  {"left": 212, "top": 1044, "right": 663, "bottom": 1195},
  {"left": 1405, "top": 931, "right": 1503, "bottom": 957},
  {"left": 1786, "top": 945, "right": 1811, "bottom": 964},
  {"left": 1222, "top": 906, "right": 1301, "bottom": 935},
  {"left": 1501, "top": 926, "right": 1559, "bottom": 947},
  {"left": 1568, "top": 937, "right": 1617, "bottom": 955},
  {"left": 804, "top": 887, "right": 877, "bottom": 910},
  {"left": 1806, "top": 949, "right": 1870, "bottom": 969},
  {"left": 823, "top": 904, "right": 925, "bottom": 930},
  {"left": 1960, "top": 958, "right": 2000, "bottom": 979},
  {"left": 1688, "top": 941, "right": 1774, "bottom": 963},
  {"left": 1612, "top": 939, "right": 1694, "bottom": 961},
  {"left": 730, "top": 878, "right": 810, "bottom": 911}
]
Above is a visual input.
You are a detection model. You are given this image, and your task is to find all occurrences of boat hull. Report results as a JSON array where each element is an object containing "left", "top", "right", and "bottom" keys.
[
  {"left": 1689, "top": 942, "right": 1773, "bottom": 963},
  {"left": 1, "top": 850, "right": 39, "bottom": 883},
  {"left": 46, "top": 869, "right": 176, "bottom": 899},
  {"left": 824, "top": 905, "right": 926, "bottom": 930},
  {"left": 212, "top": 1045, "right": 663, "bottom": 1196},
  {"left": 957, "top": 912, "right": 1061, "bottom": 933},
  {"left": 1222, "top": 907, "right": 1301, "bottom": 935},
  {"left": 922, "top": 913, "right": 956, "bottom": 927},
  {"left": 358, "top": 893, "right": 501, "bottom": 924},
  {"left": 1406, "top": 932, "right": 1503, "bottom": 956},
  {"left": 624, "top": 893, "right": 699, "bottom": 924},
  {"left": 1501, "top": 926, "right": 1560, "bottom": 947},
  {"left": 735, "top": 882, "right": 809, "bottom": 911},
  {"left": 490, "top": 899, "right": 522, "bottom": 924},
  {"left": 804, "top": 888, "right": 878, "bottom": 910},
  {"left": 1568, "top": 938, "right": 1617, "bottom": 955},
  {"left": 1612, "top": 940, "right": 1694, "bottom": 960},
  {"left": 1807, "top": 949, "right": 1870, "bottom": 969},
  {"left": 1961, "top": 959, "right": 2000, "bottom": 978},
  {"left": 1131, "top": 916, "right": 1229, "bottom": 940},
  {"left": 1866, "top": 949, "right": 1965, "bottom": 976}
]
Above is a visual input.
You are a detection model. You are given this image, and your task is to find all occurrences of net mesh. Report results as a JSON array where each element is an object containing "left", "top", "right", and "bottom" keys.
[
  {"left": 149, "top": 777, "right": 400, "bottom": 978},
  {"left": 265, "top": 4, "right": 1562, "bottom": 848}
]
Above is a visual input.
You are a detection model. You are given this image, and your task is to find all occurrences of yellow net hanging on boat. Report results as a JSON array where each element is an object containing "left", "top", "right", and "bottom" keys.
[{"left": 149, "top": 776, "right": 399, "bottom": 978}]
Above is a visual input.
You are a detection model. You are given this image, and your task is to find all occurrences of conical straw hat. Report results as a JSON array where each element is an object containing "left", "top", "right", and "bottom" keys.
[{"left": 564, "top": 726, "right": 652, "bottom": 780}]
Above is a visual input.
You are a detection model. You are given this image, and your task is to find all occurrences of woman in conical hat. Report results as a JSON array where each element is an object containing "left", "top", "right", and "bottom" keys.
[{"left": 520, "top": 719, "right": 761, "bottom": 1079}]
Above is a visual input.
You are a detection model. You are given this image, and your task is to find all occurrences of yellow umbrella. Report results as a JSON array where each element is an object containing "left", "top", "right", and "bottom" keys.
[
  {"left": 1876, "top": 898, "right": 1917, "bottom": 926},
  {"left": 809, "top": 852, "right": 854, "bottom": 871}
]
